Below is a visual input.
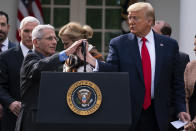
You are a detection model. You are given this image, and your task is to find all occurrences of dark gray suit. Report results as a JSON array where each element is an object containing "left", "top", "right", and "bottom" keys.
[
  {"left": 0, "top": 44, "right": 23, "bottom": 131},
  {"left": 179, "top": 51, "right": 190, "bottom": 73},
  {"left": 15, "top": 51, "right": 63, "bottom": 131}
]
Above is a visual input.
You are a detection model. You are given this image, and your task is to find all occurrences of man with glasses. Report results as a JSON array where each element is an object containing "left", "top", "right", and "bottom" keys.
[
  {"left": 0, "top": 16, "right": 39, "bottom": 131},
  {"left": 15, "top": 24, "right": 82, "bottom": 131}
]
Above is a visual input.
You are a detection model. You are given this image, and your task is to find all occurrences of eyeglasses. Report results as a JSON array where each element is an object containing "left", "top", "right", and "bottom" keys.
[{"left": 38, "top": 36, "right": 59, "bottom": 42}]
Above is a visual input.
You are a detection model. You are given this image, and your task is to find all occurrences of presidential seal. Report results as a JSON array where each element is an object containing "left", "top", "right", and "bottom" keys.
[{"left": 66, "top": 80, "right": 102, "bottom": 116}]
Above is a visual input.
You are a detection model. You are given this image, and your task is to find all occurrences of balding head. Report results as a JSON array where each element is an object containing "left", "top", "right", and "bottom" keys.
[{"left": 153, "top": 20, "right": 172, "bottom": 37}]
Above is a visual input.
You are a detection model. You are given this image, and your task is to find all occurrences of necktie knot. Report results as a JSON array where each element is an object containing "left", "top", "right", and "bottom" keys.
[
  {"left": 28, "top": 50, "right": 32, "bottom": 53},
  {"left": 141, "top": 37, "right": 147, "bottom": 43}
]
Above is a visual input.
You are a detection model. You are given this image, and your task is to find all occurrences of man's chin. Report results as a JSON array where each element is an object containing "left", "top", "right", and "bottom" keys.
[{"left": 50, "top": 50, "right": 56, "bottom": 55}]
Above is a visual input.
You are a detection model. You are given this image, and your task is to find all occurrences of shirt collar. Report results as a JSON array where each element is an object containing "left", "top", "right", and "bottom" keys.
[
  {"left": 34, "top": 50, "right": 45, "bottom": 59},
  {"left": 137, "top": 29, "right": 154, "bottom": 43},
  {"left": 20, "top": 41, "right": 31, "bottom": 57},
  {"left": 1, "top": 37, "right": 8, "bottom": 47}
]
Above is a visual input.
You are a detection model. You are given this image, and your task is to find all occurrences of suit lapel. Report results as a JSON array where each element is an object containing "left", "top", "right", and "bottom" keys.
[
  {"left": 154, "top": 33, "right": 163, "bottom": 88},
  {"left": 8, "top": 41, "right": 11, "bottom": 49},
  {"left": 127, "top": 34, "right": 144, "bottom": 83},
  {"left": 14, "top": 45, "right": 24, "bottom": 65}
]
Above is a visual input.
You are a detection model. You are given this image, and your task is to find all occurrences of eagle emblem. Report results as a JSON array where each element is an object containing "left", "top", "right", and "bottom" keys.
[
  {"left": 67, "top": 80, "right": 102, "bottom": 116},
  {"left": 77, "top": 89, "right": 93, "bottom": 107}
]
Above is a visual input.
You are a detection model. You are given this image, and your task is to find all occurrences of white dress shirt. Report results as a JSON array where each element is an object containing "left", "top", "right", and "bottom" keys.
[
  {"left": 95, "top": 29, "right": 156, "bottom": 98},
  {"left": 20, "top": 42, "right": 31, "bottom": 57}
]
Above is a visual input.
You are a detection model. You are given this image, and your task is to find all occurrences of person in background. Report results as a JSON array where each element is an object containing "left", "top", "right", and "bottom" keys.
[
  {"left": 153, "top": 20, "right": 190, "bottom": 130},
  {"left": 58, "top": 21, "right": 104, "bottom": 72},
  {"left": 153, "top": 20, "right": 190, "bottom": 72},
  {"left": 184, "top": 35, "right": 196, "bottom": 131},
  {"left": 0, "top": 11, "right": 16, "bottom": 53},
  {"left": 78, "top": 2, "right": 190, "bottom": 131},
  {"left": 15, "top": 24, "right": 82, "bottom": 131},
  {"left": 0, "top": 10, "right": 16, "bottom": 131},
  {"left": 153, "top": 20, "right": 171, "bottom": 37},
  {"left": 0, "top": 16, "right": 39, "bottom": 131}
]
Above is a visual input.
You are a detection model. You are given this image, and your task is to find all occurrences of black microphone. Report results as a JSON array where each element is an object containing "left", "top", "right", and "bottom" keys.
[{"left": 81, "top": 41, "right": 86, "bottom": 72}]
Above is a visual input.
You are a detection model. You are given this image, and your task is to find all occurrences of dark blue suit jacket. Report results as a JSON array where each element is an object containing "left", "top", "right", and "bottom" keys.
[
  {"left": 8, "top": 41, "right": 16, "bottom": 49},
  {"left": 98, "top": 32, "right": 186, "bottom": 131},
  {"left": 0, "top": 44, "right": 23, "bottom": 131}
]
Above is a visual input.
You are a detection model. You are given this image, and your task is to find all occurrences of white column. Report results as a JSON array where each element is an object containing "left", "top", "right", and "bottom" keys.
[
  {"left": 70, "top": 0, "right": 86, "bottom": 25},
  {"left": 179, "top": 0, "right": 196, "bottom": 60}
]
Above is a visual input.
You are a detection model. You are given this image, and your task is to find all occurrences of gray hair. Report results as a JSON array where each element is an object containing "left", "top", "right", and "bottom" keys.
[
  {"left": 32, "top": 24, "right": 55, "bottom": 41},
  {"left": 19, "top": 16, "right": 40, "bottom": 29}
]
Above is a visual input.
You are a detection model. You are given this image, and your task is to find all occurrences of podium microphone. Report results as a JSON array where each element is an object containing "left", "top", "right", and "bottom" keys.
[{"left": 81, "top": 41, "right": 86, "bottom": 72}]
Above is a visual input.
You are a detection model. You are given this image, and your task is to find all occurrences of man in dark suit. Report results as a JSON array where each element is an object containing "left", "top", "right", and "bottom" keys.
[
  {"left": 0, "top": 16, "right": 40, "bottom": 131},
  {"left": 153, "top": 20, "right": 190, "bottom": 130},
  {"left": 80, "top": 2, "right": 190, "bottom": 131},
  {"left": 0, "top": 11, "right": 16, "bottom": 53},
  {"left": 15, "top": 24, "right": 82, "bottom": 131},
  {"left": 0, "top": 10, "right": 16, "bottom": 131}
]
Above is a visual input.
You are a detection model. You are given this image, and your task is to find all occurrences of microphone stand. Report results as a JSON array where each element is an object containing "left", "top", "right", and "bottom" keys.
[{"left": 82, "top": 41, "right": 86, "bottom": 72}]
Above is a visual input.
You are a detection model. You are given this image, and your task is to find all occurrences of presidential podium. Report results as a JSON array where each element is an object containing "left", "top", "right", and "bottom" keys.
[{"left": 37, "top": 72, "right": 131, "bottom": 131}]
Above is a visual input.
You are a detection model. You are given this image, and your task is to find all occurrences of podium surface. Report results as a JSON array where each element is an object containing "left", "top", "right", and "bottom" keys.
[{"left": 37, "top": 72, "right": 131, "bottom": 131}]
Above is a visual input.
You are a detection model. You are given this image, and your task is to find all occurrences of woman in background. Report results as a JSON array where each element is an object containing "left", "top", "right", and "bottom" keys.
[
  {"left": 184, "top": 36, "right": 196, "bottom": 131},
  {"left": 58, "top": 22, "right": 104, "bottom": 72}
]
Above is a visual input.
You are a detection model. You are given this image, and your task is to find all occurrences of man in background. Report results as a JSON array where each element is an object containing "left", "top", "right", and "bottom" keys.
[
  {"left": 0, "top": 16, "right": 39, "bottom": 131},
  {"left": 153, "top": 20, "right": 190, "bottom": 72},
  {"left": 0, "top": 11, "right": 16, "bottom": 52},
  {"left": 0, "top": 10, "right": 16, "bottom": 131}
]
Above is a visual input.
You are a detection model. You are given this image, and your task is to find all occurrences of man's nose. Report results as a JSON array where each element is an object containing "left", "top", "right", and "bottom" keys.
[
  {"left": 128, "top": 18, "right": 135, "bottom": 25},
  {"left": 26, "top": 31, "right": 32, "bottom": 38},
  {"left": 53, "top": 39, "right": 57, "bottom": 45}
]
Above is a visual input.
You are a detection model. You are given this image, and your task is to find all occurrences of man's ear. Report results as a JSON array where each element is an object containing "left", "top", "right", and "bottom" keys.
[
  {"left": 7, "top": 24, "right": 10, "bottom": 31},
  {"left": 148, "top": 18, "right": 153, "bottom": 26},
  {"left": 33, "top": 39, "right": 39, "bottom": 48},
  {"left": 18, "top": 29, "right": 21, "bottom": 37}
]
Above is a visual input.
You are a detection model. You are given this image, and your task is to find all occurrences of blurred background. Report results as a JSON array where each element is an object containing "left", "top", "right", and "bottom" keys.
[{"left": 0, "top": 0, "right": 196, "bottom": 60}]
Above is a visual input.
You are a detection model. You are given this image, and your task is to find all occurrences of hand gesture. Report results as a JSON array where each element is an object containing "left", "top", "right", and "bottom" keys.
[
  {"left": 76, "top": 41, "right": 96, "bottom": 67},
  {"left": 65, "top": 39, "right": 84, "bottom": 56}
]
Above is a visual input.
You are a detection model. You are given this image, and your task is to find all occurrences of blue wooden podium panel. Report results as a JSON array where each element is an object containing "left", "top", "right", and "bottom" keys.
[{"left": 37, "top": 72, "right": 131, "bottom": 130}]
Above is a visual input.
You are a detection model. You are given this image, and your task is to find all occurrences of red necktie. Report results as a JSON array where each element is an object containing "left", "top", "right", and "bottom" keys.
[{"left": 141, "top": 37, "right": 151, "bottom": 110}]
